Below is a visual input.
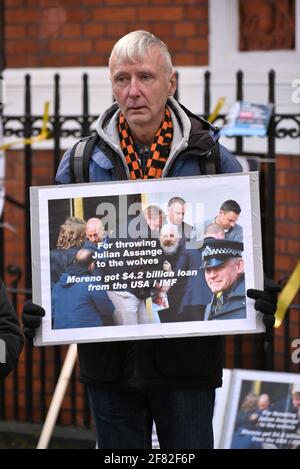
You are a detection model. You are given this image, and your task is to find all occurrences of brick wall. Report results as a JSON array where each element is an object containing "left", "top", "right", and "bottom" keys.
[
  {"left": 222, "top": 154, "right": 300, "bottom": 373},
  {"left": 274, "top": 154, "right": 300, "bottom": 374},
  {"left": 4, "top": 0, "right": 209, "bottom": 68}
]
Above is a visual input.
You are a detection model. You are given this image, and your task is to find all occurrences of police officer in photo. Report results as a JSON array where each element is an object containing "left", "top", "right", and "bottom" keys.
[{"left": 201, "top": 238, "right": 246, "bottom": 320}]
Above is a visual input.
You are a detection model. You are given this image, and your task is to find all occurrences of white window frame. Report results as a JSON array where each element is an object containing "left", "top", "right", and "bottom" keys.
[{"left": 210, "top": 0, "right": 300, "bottom": 73}]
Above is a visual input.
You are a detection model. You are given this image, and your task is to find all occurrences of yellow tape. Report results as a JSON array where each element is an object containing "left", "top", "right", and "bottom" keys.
[
  {"left": 275, "top": 260, "right": 300, "bottom": 328},
  {"left": 0, "top": 101, "right": 51, "bottom": 150},
  {"left": 73, "top": 198, "right": 84, "bottom": 220},
  {"left": 207, "top": 97, "right": 226, "bottom": 123},
  {"left": 251, "top": 380, "right": 261, "bottom": 396},
  {"left": 146, "top": 297, "right": 153, "bottom": 322}
]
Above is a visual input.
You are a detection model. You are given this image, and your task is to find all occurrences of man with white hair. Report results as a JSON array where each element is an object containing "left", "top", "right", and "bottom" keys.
[
  {"left": 157, "top": 223, "right": 204, "bottom": 323},
  {"left": 85, "top": 217, "right": 105, "bottom": 246},
  {"left": 22, "top": 30, "right": 279, "bottom": 449},
  {"left": 159, "top": 223, "right": 181, "bottom": 255}
]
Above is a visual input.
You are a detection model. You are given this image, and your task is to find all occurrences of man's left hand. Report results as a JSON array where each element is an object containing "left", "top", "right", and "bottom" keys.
[{"left": 247, "top": 278, "right": 281, "bottom": 342}]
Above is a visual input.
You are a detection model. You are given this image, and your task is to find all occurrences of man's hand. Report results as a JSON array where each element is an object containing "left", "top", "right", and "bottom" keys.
[
  {"left": 22, "top": 300, "right": 45, "bottom": 340},
  {"left": 247, "top": 278, "right": 281, "bottom": 342}
]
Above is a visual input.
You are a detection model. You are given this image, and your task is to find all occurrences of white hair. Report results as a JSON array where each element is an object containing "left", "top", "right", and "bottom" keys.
[
  {"left": 160, "top": 223, "right": 179, "bottom": 238},
  {"left": 160, "top": 223, "right": 180, "bottom": 254},
  {"left": 109, "top": 30, "right": 173, "bottom": 72}
]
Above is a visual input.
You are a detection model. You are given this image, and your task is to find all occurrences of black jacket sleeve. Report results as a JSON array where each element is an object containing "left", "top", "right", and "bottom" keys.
[{"left": 0, "top": 279, "right": 24, "bottom": 379}]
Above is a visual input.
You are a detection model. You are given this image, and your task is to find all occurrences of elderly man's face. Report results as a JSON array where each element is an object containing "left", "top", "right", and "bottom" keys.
[
  {"left": 110, "top": 46, "right": 176, "bottom": 138},
  {"left": 257, "top": 394, "right": 270, "bottom": 410},
  {"left": 292, "top": 393, "right": 300, "bottom": 410},
  {"left": 86, "top": 221, "right": 104, "bottom": 246},
  {"left": 168, "top": 202, "right": 185, "bottom": 225},
  {"left": 204, "top": 258, "right": 244, "bottom": 294},
  {"left": 160, "top": 226, "right": 180, "bottom": 254}
]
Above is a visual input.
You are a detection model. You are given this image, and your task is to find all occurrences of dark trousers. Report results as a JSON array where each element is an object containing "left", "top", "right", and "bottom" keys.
[{"left": 87, "top": 385, "right": 215, "bottom": 449}]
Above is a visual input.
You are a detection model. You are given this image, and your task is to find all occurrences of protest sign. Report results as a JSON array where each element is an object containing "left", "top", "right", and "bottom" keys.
[
  {"left": 220, "top": 101, "right": 274, "bottom": 137},
  {"left": 222, "top": 369, "right": 300, "bottom": 449},
  {"left": 30, "top": 172, "right": 264, "bottom": 345}
]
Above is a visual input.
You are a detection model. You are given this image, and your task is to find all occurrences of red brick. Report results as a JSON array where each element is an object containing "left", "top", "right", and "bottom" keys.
[
  {"left": 186, "top": 37, "right": 208, "bottom": 52},
  {"left": 277, "top": 171, "right": 300, "bottom": 186},
  {"left": 82, "top": 23, "right": 105, "bottom": 37},
  {"left": 26, "top": 25, "right": 40, "bottom": 37},
  {"left": 196, "top": 23, "right": 209, "bottom": 37},
  {"left": 84, "top": 55, "right": 108, "bottom": 67},
  {"left": 287, "top": 239, "right": 300, "bottom": 255},
  {"left": 61, "top": 24, "right": 82, "bottom": 38},
  {"left": 275, "top": 238, "right": 287, "bottom": 252},
  {"left": 174, "top": 23, "right": 197, "bottom": 37},
  {"left": 5, "top": 9, "right": 41, "bottom": 23},
  {"left": 173, "top": 53, "right": 196, "bottom": 65},
  {"left": 123, "top": 21, "right": 151, "bottom": 33},
  {"left": 275, "top": 255, "right": 296, "bottom": 270},
  {"left": 138, "top": 7, "right": 183, "bottom": 21},
  {"left": 287, "top": 205, "right": 300, "bottom": 219},
  {"left": 5, "top": 0, "right": 24, "bottom": 6},
  {"left": 94, "top": 39, "right": 117, "bottom": 53},
  {"left": 49, "top": 39, "right": 92, "bottom": 54},
  {"left": 276, "top": 187, "right": 300, "bottom": 203},
  {"left": 105, "top": 0, "right": 133, "bottom": 4},
  {"left": 93, "top": 7, "right": 136, "bottom": 21},
  {"left": 276, "top": 205, "right": 287, "bottom": 219},
  {"left": 276, "top": 156, "right": 299, "bottom": 170},
  {"left": 6, "top": 54, "right": 40, "bottom": 68},
  {"left": 185, "top": 6, "right": 208, "bottom": 21},
  {"left": 150, "top": 0, "right": 171, "bottom": 4},
  {"left": 149, "top": 23, "right": 173, "bottom": 37},
  {"left": 102, "top": 23, "right": 131, "bottom": 38},
  {"left": 40, "top": 55, "right": 81, "bottom": 67},
  {"left": 6, "top": 39, "right": 43, "bottom": 55},
  {"left": 65, "top": 8, "right": 91, "bottom": 22},
  {"left": 166, "top": 38, "right": 185, "bottom": 52},
  {"left": 4, "top": 24, "right": 26, "bottom": 38},
  {"left": 3, "top": 2, "right": 211, "bottom": 67},
  {"left": 175, "top": 0, "right": 208, "bottom": 4},
  {"left": 277, "top": 221, "right": 300, "bottom": 238},
  {"left": 194, "top": 54, "right": 209, "bottom": 66}
]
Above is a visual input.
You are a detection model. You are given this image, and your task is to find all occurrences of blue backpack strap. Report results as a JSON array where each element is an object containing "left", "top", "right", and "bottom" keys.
[
  {"left": 178, "top": 103, "right": 221, "bottom": 176},
  {"left": 69, "top": 134, "right": 100, "bottom": 183},
  {"left": 206, "top": 140, "right": 221, "bottom": 175},
  {"left": 197, "top": 140, "right": 221, "bottom": 175}
]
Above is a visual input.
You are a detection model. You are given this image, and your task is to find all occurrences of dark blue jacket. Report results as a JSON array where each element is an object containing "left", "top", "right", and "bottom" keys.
[
  {"left": 204, "top": 274, "right": 246, "bottom": 320},
  {"left": 52, "top": 263, "right": 114, "bottom": 329},
  {"left": 55, "top": 99, "right": 242, "bottom": 389}
]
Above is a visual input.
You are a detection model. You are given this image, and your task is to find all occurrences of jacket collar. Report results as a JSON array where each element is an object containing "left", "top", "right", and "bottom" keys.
[{"left": 95, "top": 97, "right": 219, "bottom": 177}]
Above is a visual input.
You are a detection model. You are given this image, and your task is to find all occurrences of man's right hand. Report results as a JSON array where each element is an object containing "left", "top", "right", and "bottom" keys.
[{"left": 22, "top": 300, "right": 45, "bottom": 340}]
